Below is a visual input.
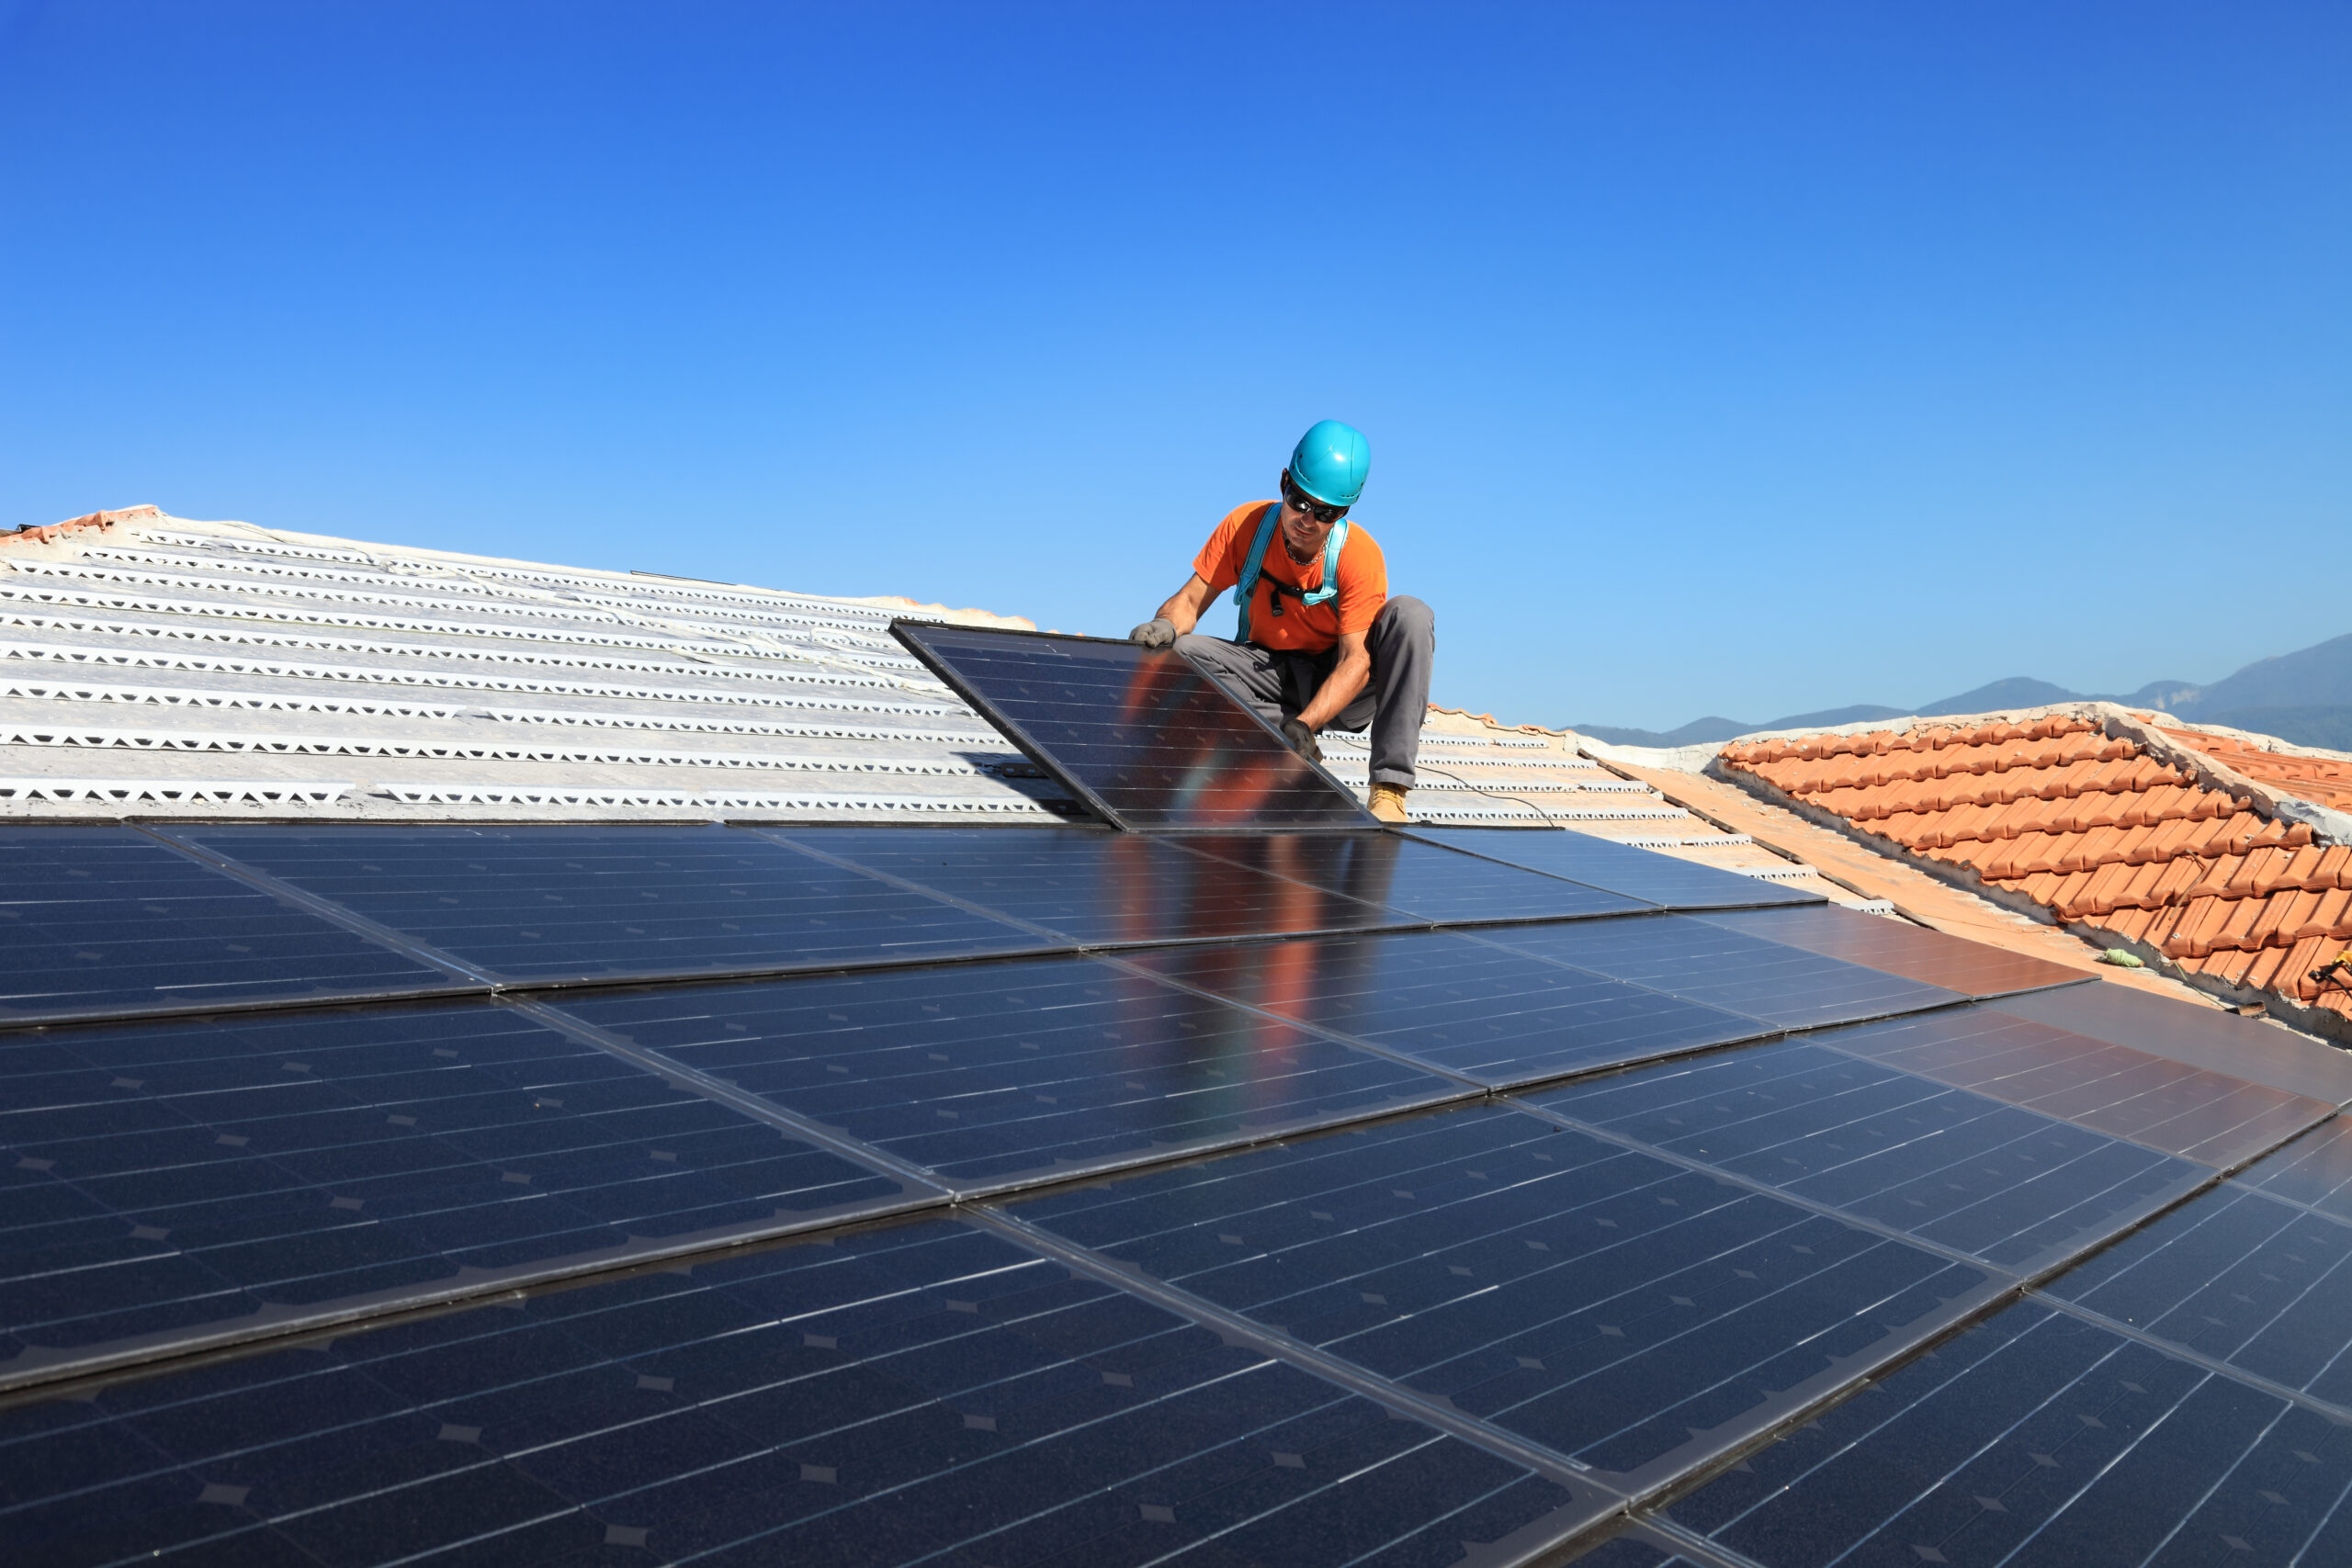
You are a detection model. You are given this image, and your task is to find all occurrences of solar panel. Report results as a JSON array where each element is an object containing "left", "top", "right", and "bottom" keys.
[
  {"left": 1125, "top": 931, "right": 1770, "bottom": 1088},
  {"left": 0, "top": 1215, "right": 1604, "bottom": 1567},
  {"left": 1182, "top": 830, "right": 1655, "bottom": 924},
  {"left": 549, "top": 957, "right": 1465, "bottom": 1190},
  {"left": 1665, "top": 1299, "right": 2352, "bottom": 1567},
  {"left": 1408, "top": 825, "right": 1827, "bottom": 911},
  {"left": 1701, "top": 903, "right": 2086, "bottom": 998},
  {"left": 765, "top": 825, "right": 1417, "bottom": 947},
  {"left": 2234, "top": 1115, "right": 2352, "bottom": 1222},
  {"left": 890, "top": 621, "right": 1374, "bottom": 830},
  {"left": 172, "top": 824, "right": 1052, "bottom": 983},
  {"left": 1523, "top": 1038, "right": 2207, "bottom": 1273},
  {"left": 0, "top": 827, "right": 447, "bottom": 1025},
  {"left": 1012, "top": 1102, "right": 2002, "bottom": 1495},
  {"left": 1478, "top": 913, "right": 1965, "bottom": 1030},
  {"left": 2040, "top": 1172, "right": 2352, "bottom": 1406},
  {"left": 1992, "top": 980, "right": 2352, "bottom": 1105},
  {"left": 1821, "top": 1007, "right": 2335, "bottom": 1169},
  {"left": 0, "top": 1001, "right": 919, "bottom": 1385}
]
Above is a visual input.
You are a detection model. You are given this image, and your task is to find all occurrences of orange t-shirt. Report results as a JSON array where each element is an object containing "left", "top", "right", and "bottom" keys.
[{"left": 1191, "top": 500, "right": 1388, "bottom": 654}]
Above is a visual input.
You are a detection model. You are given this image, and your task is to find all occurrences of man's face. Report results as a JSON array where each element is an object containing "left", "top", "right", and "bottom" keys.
[{"left": 1278, "top": 498, "right": 1336, "bottom": 560}]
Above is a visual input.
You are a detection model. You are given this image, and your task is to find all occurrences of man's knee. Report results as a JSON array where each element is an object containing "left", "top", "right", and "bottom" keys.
[
  {"left": 1172, "top": 631, "right": 1233, "bottom": 662},
  {"left": 1375, "top": 596, "right": 1434, "bottom": 648}
]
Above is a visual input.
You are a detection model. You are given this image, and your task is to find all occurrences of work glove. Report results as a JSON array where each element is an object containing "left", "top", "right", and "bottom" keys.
[
  {"left": 1280, "top": 717, "right": 1322, "bottom": 763},
  {"left": 1130, "top": 617, "right": 1176, "bottom": 649}
]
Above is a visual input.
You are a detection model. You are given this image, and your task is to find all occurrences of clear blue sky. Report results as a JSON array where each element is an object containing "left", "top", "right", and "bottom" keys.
[{"left": 4, "top": 2, "right": 2346, "bottom": 730}]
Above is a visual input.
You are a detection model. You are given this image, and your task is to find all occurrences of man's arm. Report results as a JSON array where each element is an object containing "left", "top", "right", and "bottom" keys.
[
  {"left": 1156, "top": 574, "right": 1216, "bottom": 635},
  {"left": 1133, "top": 574, "right": 1216, "bottom": 646},
  {"left": 1295, "top": 628, "right": 1369, "bottom": 731}
]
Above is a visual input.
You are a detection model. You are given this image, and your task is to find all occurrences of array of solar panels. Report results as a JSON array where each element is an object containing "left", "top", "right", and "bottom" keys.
[{"left": 13, "top": 807, "right": 2352, "bottom": 1567}]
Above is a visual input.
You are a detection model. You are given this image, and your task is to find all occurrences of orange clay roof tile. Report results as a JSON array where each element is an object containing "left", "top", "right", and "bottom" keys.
[
  {"left": 2295, "top": 887, "right": 2352, "bottom": 943},
  {"left": 2247, "top": 888, "right": 2309, "bottom": 950},
  {"left": 1721, "top": 717, "right": 2348, "bottom": 1015}
]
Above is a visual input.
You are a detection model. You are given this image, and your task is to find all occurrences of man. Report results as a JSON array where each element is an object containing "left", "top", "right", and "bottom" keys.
[{"left": 1130, "top": 420, "right": 1435, "bottom": 824}]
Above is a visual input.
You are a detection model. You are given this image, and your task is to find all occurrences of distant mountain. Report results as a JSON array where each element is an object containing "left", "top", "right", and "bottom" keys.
[
  {"left": 1915, "top": 677, "right": 2079, "bottom": 716},
  {"left": 1573, "top": 633, "right": 2352, "bottom": 751}
]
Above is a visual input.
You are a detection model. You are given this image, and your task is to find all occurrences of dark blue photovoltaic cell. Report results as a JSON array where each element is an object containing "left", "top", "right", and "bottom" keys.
[
  {"left": 2041, "top": 1169, "right": 2352, "bottom": 1407},
  {"left": 1823, "top": 1008, "right": 2332, "bottom": 1168},
  {"left": 0, "top": 1003, "right": 913, "bottom": 1378},
  {"left": 0, "top": 1218, "right": 1602, "bottom": 1567},
  {"left": 1182, "top": 832, "right": 1652, "bottom": 923},
  {"left": 176, "top": 823, "right": 1050, "bottom": 981},
  {"left": 1668, "top": 1301, "right": 2352, "bottom": 1567},
  {"left": 551, "top": 957, "right": 1463, "bottom": 1188},
  {"left": 771, "top": 825, "right": 1416, "bottom": 946},
  {"left": 1013, "top": 1104, "right": 1997, "bottom": 1492},
  {"left": 0, "top": 828, "right": 444, "bottom": 1023},
  {"left": 1478, "top": 914, "right": 1963, "bottom": 1030},
  {"left": 1523, "top": 1039, "right": 2205, "bottom": 1271},
  {"left": 894, "top": 622, "right": 1374, "bottom": 830},
  {"left": 1407, "top": 826, "right": 1825, "bottom": 911},
  {"left": 2236, "top": 1115, "right": 2352, "bottom": 1224},
  {"left": 1701, "top": 904, "right": 2085, "bottom": 998},
  {"left": 1125, "top": 931, "right": 1769, "bottom": 1088}
]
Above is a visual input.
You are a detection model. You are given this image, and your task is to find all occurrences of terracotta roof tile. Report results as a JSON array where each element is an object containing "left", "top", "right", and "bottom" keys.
[
  {"left": 1722, "top": 717, "right": 2349, "bottom": 1021},
  {"left": 2294, "top": 887, "right": 2352, "bottom": 943}
]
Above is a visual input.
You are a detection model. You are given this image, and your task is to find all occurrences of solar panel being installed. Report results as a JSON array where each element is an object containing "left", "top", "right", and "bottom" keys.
[{"left": 891, "top": 622, "right": 1374, "bottom": 830}]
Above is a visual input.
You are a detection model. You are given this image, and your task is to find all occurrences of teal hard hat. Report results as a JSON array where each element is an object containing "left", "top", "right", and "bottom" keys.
[{"left": 1286, "top": 419, "right": 1370, "bottom": 508}]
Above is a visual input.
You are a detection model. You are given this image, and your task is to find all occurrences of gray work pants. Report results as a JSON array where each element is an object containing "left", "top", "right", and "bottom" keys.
[{"left": 1177, "top": 596, "right": 1435, "bottom": 788}]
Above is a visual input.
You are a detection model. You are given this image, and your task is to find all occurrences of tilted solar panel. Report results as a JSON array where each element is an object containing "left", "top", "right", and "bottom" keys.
[
  {"left": 0, "top": 1216, "right": 1607, "bottom": 1568},
  {"left": 765, "top": 825, "right": 1418, "bottom": 946},
  {"left": 1182, "top": 830, "right": 1655, "bottom": 924},
  {"left": 0, "top": 1001, "right": 920, "bottom": 1387},
  {"left": 1407, "top": 824, "right": 1828, "bottom": 911},
  {"left": 171, "top": 824, "right": 1053, "bottom": 983},
  {"left": 0, "top": 828, "right": 447, "bottom": 1025},
  {"left": 1011, "top": 1102, "right": 2003, "bottom": 1497},
  {"left": 890, "top": 621, "right": 1375, "bottom": 830},
  {"left": 1125, "top": 930, "right": 1770, "bottom": 1089},
  {"left": 549, "top": 956, "right": 1465, "bottom": 1190}
]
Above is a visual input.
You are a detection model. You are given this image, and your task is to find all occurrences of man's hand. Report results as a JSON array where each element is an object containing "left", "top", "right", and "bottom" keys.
[
  {"left": 1130, "top": 617, "right": 1176, "bottom": 649},
  {"left": 1280, "top": 717, "right": 1322, "bottom": 763}
]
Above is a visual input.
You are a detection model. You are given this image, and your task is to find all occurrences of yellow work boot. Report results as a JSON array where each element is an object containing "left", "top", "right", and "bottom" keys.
[{"left": 1366, "top": 783, "right": 1410, "bottom": 825}]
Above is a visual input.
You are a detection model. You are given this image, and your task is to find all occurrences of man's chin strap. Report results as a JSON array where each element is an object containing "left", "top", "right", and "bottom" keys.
[{"left": 1234, "top": 502, "right": 1348, "bottom": 641}]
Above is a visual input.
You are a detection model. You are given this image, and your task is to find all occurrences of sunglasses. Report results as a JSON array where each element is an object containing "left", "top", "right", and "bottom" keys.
[{"left": 1281, "top": 474, "right": 1349, "bottom": 526}]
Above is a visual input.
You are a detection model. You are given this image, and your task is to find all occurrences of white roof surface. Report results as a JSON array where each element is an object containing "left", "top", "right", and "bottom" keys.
[{"left": 0, "top": 507, "right": 1844, "bottom": 898}]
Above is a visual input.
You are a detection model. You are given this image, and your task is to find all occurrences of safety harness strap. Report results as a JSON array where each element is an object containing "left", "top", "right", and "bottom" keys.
[{"left": 1233, "top": 502, "right": 1348, "bottom": 642}]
